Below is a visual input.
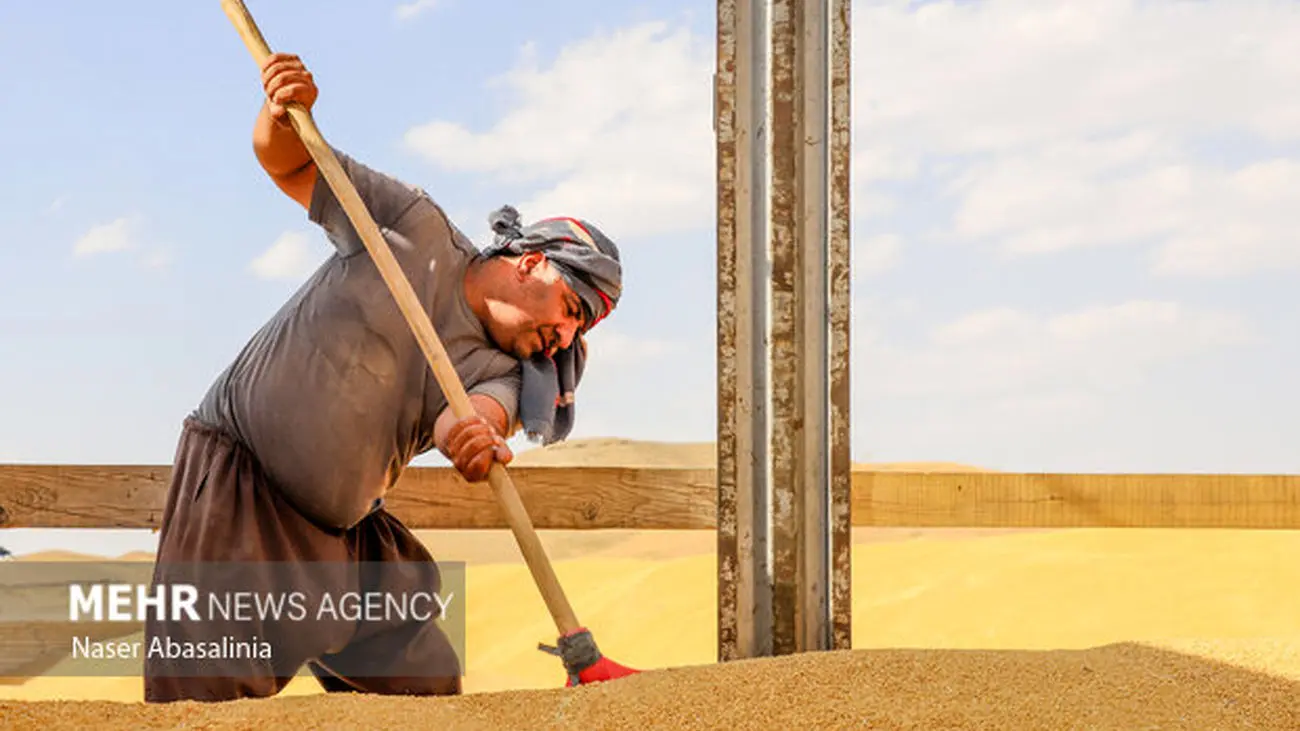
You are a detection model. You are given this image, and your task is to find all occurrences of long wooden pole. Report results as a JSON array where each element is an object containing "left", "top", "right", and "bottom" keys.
[{"left": 218, "top": 0, "right": 581, "bottom": 636}]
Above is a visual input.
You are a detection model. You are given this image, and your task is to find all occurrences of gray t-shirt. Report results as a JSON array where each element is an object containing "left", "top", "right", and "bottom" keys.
[{"left": 194, "top": 149, "right": 521, "bottom": 531}]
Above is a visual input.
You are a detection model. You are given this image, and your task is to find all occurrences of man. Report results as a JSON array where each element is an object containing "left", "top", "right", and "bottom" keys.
[{"left": 142, "top": 51, "right": 622, "bottom": 703}]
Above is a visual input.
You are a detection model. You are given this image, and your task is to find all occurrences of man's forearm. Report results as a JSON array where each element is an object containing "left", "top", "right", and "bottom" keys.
[{"left": 252, "top": 101, "right": 313, "bottom": 178}]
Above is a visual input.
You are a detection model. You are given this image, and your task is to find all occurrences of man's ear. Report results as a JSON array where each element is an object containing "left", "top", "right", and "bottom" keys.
[{"left": 517, "top": 251, "right": 546, "bottom": 276}]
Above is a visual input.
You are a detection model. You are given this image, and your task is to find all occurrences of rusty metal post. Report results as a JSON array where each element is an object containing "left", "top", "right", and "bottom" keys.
[
  {"left": 767, "top": 0, "right": 801, "bottom": 657},
  {"left": 717, "top": 0, "right": 850, "bottom": 660},
  {"left": 827, "top": 0, "right": 853, "bottom": 653},
  {"left": 716, "top": 0, "right": 773, "bottom": 662},
  {"left": 795, "top": 0, "right": 832, "bottom": 653},
  {"left": 768, "top": 0, "right": 852, "bottom": 655}
]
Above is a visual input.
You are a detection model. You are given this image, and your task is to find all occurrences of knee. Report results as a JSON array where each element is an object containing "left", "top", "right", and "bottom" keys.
[{"left": 144, "top": 674, "right": 292, "bottom": 704}]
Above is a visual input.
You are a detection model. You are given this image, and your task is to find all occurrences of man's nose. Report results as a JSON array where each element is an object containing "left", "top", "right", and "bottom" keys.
[{"left": 555, "top": 322, "right": 579, "bottom": 352}]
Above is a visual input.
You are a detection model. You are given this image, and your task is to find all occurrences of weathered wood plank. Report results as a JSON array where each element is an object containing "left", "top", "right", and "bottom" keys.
[
  {"left": 5, "top": 466, "right": 1300, "bottom": 530},
  {"left": 0, "top": 465, "right": 172, "bottom": 530},
  {"left": 0, "top": 465, "right": 717, "bottom": 531},
  {"left": 855, "top": 472, "right": 1300, "bottom": 529},
  {"left": 387, "top": 466, "right": 716, "bottom": 530}
]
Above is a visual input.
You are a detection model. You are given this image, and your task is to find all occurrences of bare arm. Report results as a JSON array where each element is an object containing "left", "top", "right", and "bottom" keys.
[
  {"left": 253, "top": 102, "right": 316, "bottom": 208},
  {"left": 249, "top": 51, "right": 434, "bottom": 263},
  {"left": 252, "top": 53, "right": 319, "bottom": 210}
]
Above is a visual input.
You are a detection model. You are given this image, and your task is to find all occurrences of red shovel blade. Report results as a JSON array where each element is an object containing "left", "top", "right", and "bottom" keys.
[
  {"left": 539, "top": 627, "right": 641, "bottom": 687},
  {"left": 567, "top": 655, "right": 640, "bottom": 686}
]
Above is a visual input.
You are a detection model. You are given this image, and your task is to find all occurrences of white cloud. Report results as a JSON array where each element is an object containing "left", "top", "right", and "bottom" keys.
[
  {"left": 73, "top": 217, "right": 138, "bottom": 257},
  {"left": 582, "top": 327, "right": 681, "bottom": 368},
  {"left": 851, "top": 0, "right": 1300, "bottom": 274},
  {"left": 1151, "top": 161, "right": 1300, "bottom": 276},
  {"left": 249, "top": 231, "right": 328, "bottom": 281},
  {"left": 140, "top": 248, "right": 172, "bottom": 271},
  {"left": 847, "top": 295, "right": 1266, "bottom": 469},
  {"left": 398, "top": 1, "right": 1300, "bottom": 274},
  {"left": 387, "top": 1, "right": 1300, "bottom": 469},
  {"left": 394, "top": 0, "right": 439, "bottom": 21},
  {"left": 854, "top": 234, "right": 902, "bottom": 277},
  {"left": 859, "top": 299, "right": 1253, "bottom": 402},
  {"left": 529, "top": 325, "right": 697, "bottom": 443},
  {"left": 555, "top": 297, "right": 1254, "bottom": 465},
  {"left": 855, "top": 190, "right": 896, "bottom": 223},
  {"left": 945, "top": 141, "right": 1300, "bottom": 273},
  {"left": 404, "top": 21, "right": 715, "bottom": 240},
  {"left": 856, "top": 0, "right": 1300, "bottom": 163}
]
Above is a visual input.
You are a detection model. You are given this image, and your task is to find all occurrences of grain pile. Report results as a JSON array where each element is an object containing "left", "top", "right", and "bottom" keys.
[
  {"left": 2, "top": 643, "right": 1298, "bottom": 730},
  {"left": 506, "top": 436, "right": 993, "bottom": 473},
  {"left": 5, "top": 440, "right": 1300, "bottom": 727}
]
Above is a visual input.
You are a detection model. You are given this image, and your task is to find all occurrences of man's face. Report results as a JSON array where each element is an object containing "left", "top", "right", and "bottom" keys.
[{"left": 484, "top": 252, "right": 588, "bottom": 359}]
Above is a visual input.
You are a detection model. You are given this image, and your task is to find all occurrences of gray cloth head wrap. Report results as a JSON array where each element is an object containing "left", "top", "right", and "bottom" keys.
[{"left": 482, "top": 205, "right": 623, "bottom": 444}]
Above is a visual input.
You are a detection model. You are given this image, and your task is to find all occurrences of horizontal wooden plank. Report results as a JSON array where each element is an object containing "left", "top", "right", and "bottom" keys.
[
  {"left": 856, "top": 472, "right": 1300, "bottom": 529},
  {"left": 387, "top": 465, "right": 715, "bottom": 530},
  {"left": 0, "top": 464, "right": 717, "bottom": 531},
  {"left": 4, "top": 465, "right": 1300, "bottom": 530}
]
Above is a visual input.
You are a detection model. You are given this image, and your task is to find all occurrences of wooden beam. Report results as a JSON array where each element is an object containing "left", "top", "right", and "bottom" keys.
[
  {"left": 855, "top": 472, "right": 1300, "bottom": 529},
  {"left": 0, "top": 465, "right": 716, "bottom": 531},
  {"left": 5, "top": 466, "right": 1300, "bottom": 531}
]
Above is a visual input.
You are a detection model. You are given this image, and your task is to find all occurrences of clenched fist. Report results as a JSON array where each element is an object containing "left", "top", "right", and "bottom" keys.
[
  {"left": 444, "top": 415, "right": 513, "bottom": 483},
  {"left": 260, "top": 52, "right": 318, "bottom": 123}
]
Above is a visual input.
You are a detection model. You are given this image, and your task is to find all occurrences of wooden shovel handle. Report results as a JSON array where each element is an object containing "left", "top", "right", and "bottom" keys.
[{"left": 219, "top": 0, "right": 581, "bottom": 636}]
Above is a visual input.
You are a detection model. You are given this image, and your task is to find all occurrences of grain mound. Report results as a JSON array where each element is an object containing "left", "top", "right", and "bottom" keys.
[
  {"left": 3, "top": 643, "right": 1297, "bottom": 730},
  {"left": 508, "top": 436, "right": 992, "bottom": 472}
]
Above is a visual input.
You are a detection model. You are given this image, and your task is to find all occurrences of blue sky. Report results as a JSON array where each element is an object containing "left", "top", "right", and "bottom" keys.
[{"left": 3, "top": 0, "right": 1300, "bottom": 555}]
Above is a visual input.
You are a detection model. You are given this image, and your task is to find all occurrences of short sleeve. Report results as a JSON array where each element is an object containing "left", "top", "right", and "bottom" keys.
[
  {"left": 308, "top": 147, "right": 427, "bottom": 257},
  {"left": 469, "top": 370, "right": 523, "bottom": 436}
]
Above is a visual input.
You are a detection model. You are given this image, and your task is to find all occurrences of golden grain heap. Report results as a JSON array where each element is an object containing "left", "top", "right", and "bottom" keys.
[{"left": 3, "top": 643, "right": 1299, "bottom": 730}]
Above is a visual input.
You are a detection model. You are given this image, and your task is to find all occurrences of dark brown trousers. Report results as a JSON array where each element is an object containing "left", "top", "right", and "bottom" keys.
[{"left": 142, "top": 417, "right": 461, "bottom": 703}]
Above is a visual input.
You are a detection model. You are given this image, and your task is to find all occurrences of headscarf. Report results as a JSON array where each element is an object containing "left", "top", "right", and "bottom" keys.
[{"left": 481, "top": 205, "right": 622, "bottom": 444}]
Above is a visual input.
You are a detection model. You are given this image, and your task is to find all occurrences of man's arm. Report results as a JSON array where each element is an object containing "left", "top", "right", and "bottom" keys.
[
  {"left": 253, "top": 101, "right": 317, "bottom": 209},
  {"left": 253, "top": 53, "right": 318, "bottom": 209},
  {"left": 251, "top": 52, "right": 430, "bottom": 258}
]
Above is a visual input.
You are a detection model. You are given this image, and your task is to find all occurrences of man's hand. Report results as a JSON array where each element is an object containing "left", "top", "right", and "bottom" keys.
[
  {"left": 252, "top": 52, "right": 319, "bottom": 208},
  {"left": 444, "top": 414, "right": 513, "bottom": 483},
  {"left": 261, "top": 52, "right": 318, "bottom": 123}
]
